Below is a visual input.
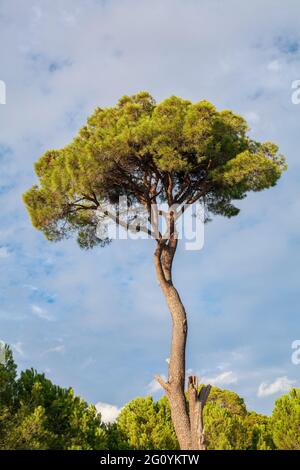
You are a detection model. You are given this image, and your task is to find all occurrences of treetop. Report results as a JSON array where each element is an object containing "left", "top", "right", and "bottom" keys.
[{"left": 23, "top": 92, "right": 286, "bottom": 248}]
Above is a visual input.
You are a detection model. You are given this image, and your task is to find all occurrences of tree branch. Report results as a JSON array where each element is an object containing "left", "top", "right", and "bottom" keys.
[
  {"left": 154, "top": 375, "right": 170, "bottom": 393},
  {"left": 102, "top": 207, "right": 156, "bottom": 238}
]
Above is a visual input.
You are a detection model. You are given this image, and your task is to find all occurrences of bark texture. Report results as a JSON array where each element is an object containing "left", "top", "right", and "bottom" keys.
[{"left": 154, "top": 240, "right": 211, "bottom": 450}]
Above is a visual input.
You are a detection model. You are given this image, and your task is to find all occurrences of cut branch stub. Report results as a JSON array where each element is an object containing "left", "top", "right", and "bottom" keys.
[{"left": 188, "top": 375, "right": 211, "bottom": 450}]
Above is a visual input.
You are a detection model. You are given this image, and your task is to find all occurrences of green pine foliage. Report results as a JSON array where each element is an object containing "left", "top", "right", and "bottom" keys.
[
  {"left": 108, "top": 396, "right": 179, "bottom": 450},
  {"left": 0, "top": 346, "right": 107, "bottom": 450},
  {"left": 271, "top": 388, "right": 300, "bottom": 450},
  {"left": 1, "top": 346, "right": 299, "bottom": 450},
  {"left": 23, "top": 92, "right": 286, "bottom": 249},
  {"left": 108, "top": 387, "right": 276, "bottom": 451}
]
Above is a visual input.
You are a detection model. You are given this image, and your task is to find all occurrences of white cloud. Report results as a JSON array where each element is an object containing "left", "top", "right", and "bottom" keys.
[
  {"left": 12, "top": 341, "right": 25, "bottom": 357},
  {"left": 44, "top": 344, "right": 65, "bottom": 354},
  {"left": 0, "top": 246, "right": 10, "bottom": 258},
  {"left": 31, "top": 304, "right": 54, "bottom": 321},
  {"left": 267, "top": 59, "right": 281, "bottom": 71},
  {"left": 257, "top": 376, "right": 297, "bottom": 397},
  {"left": 23, "top": 284, "right": 38, "bottom": 291},
  {"left": 244, "top": 111, "right": 260, "bottom": 124},
  {"left": 216, "top": 362, "right": 231, "bottom": 371},
  {"left": 201, "top": 370, "right": 238, "bottom": 386},
  {"left": 95, "top": 402, "right": 121, "bottom": 424}
]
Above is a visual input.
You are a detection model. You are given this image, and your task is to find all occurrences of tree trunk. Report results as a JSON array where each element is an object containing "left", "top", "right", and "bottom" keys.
[{"left": 154, "top": 241, "right": 211, "bottom": 450}]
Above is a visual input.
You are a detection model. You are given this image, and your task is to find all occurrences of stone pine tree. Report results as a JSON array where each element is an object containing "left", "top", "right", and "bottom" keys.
[
  {"left": 23, "top": 92, "right": 286, "bottom": 450},
  {"left": 271, "top": 388, "right": 300, "bottom": 449}
]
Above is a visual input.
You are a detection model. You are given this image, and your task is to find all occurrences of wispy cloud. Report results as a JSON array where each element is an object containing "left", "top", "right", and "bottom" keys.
[
  {"left": 0, "top": 246, "right": 10, "bottom": 258},
  {"left": 43, "top": 344, "right": 65, "bottom": 354},
  {"left": 244, "top": 111, "right": 260, "bottom": 124},
  {"left": 23, "top": 284, "right": 38, "bottom": 291},
  {"left": 12, "top": 341, "right": 25, "bottom": 357},
  {"left": 201, "top": 371, "right": 238, "bottom": 387},
  {"left": 31, "top": 304, "right": 54, "bottom": 321},
  {"left": 267, "top": 60, "right": 281, "bottom": 72}
]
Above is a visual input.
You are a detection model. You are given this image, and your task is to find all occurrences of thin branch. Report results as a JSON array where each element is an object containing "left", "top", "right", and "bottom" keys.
[
  {"left": 154, "top": 375, "right": 170, "bottom": 393},
  {"left": 103, "top": 208, "right": 156, "bottom": 238}
]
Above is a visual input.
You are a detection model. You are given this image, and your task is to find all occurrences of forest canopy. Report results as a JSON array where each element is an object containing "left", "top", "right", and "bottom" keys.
[{"left": 0, "top": 345, "right": 299, "bottom": 450}]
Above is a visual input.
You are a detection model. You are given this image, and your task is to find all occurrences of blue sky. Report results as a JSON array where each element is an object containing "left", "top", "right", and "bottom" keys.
[{"left": 0, "top": 0, "right": 300, "bottom": 418}]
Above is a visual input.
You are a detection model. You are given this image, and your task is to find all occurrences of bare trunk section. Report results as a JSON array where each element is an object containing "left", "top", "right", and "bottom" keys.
[
  {"left": 163, "top": 283, "right": 192, "bottom": 450},
  {"left": 188, "top": 376, "right": 211, "bottom": 450},
  {"left": 154, "top": 240, "right": 211, "bottom": 450}
]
